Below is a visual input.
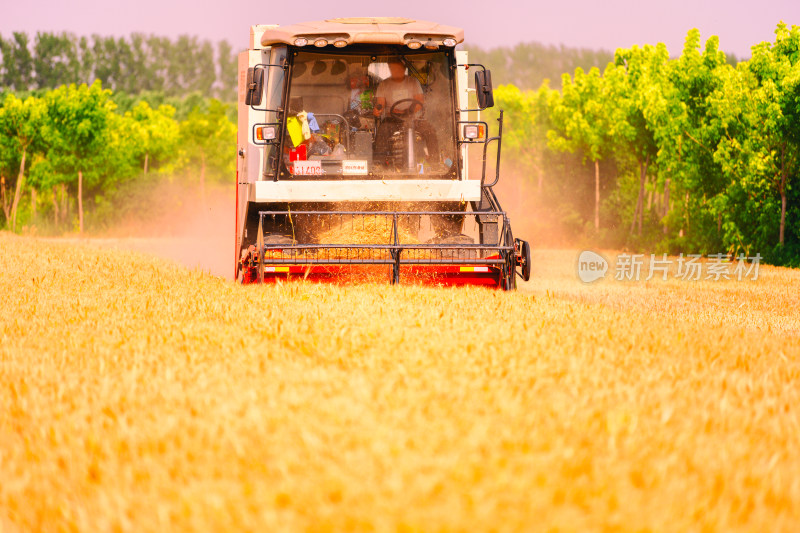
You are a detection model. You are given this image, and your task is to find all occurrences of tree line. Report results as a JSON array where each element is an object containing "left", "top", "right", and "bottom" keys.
[
  {"left": 0, "top": 83, "right": 235, "bottom": 234},
  {"left": 468, "top": 41, "right": 740, "bottom": 91},
  {"left": 469, "top": 42, "right": 616, "bottom": 91},
  {"left": 0, "top": 30, "right": 616, "bottom": 98},
  {"left": 0, "top": 32, "right": 237, "bottom": 100},
  {"left": 483, "top": 23, "right": 799, "bottom": 266}
]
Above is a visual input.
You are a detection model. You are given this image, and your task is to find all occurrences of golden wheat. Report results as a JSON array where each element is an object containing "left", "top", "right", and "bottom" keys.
[{"left": 2, "top": 233, "right": 800, "bottom": 532}]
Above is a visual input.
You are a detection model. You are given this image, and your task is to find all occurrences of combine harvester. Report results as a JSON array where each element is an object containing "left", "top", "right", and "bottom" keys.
[{"left": 236, "top": 18, "right": 531, "bottom": 289}]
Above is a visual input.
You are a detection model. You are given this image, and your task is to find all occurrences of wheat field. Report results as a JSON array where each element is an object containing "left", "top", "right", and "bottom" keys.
[{"left": 2, "top": 232, "right": 800, "bottom": 532}]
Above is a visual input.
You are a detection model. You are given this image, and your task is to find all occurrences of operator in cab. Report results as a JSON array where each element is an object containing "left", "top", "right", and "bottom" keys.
[
  {"left": 373, "top": 57, "right": 440, "bottom": 169},
  {"left": 373, "top": 58, "right": 424, "bottom": 116}
]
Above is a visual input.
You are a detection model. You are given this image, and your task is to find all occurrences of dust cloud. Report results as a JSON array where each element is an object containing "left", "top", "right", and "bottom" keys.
[
  {"left": 491, "top": 163, "right": 573, "bottom": 248},
  {"left": 91, "top": 163, "right": 567, "bottom": 281},
  {"left": 93, "top": 181, "right": 236, "bottom": 280}
]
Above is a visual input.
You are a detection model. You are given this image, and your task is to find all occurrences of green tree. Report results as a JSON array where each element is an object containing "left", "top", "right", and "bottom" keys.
[
  {"left": 33, "top": 32, "right": 81, "bottom": 89},
  {"left": 178, "top": 99, "right": 235, "bottom": 203},
  {"left": 1, "top": 32, "right": 34, "bottom": 91},
  {"left": 146, "top": 36, "right": 172, "bottom": 94},
  {"left": 216, "top": 40, "right": 238, "bottom": 100},
  {"left": 611, "top": 43, "right": 673, "bottom": 236},
  {"left": 124, "top": 34, "right": 149, "bottom": 93},
  {"left": 548, "top": 66, "right": 613, "bottom": 231},
  {"left": 43, "top": 81, "right": 115, "bottom": 233},
  {"left": 77, "top": 36, "right": 94, "bottom": 84},
  {"left": 660, "top": 30, "right": 733, "bottom": 252},
  {"left": 26, "top": 155, "right": 66, "bottom": 228},
  {"left": 125, "top": 100, "right": 179, "bottom": 173},
  {"left": 486, "top": 83, "right": 558, "bottom": 196},
  {"left": 736, "top": 22, "right": 800, "bottom": 248},
  {"left": 192, "top": 40, "right": 216, "bottom": 95},
  {"left": 0, "top": 93, "right": 45, "bottom": 231},
  {"left": 469, "top": 42, "right": 614, "bottom": 91},
  {"left": 92, "top": 35, "right": 123, "bottom": 90}
]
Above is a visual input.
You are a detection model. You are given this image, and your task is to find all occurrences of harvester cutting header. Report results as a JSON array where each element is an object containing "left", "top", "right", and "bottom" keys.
[{"left": 236, "top": 17, "right": 530, "bottom": 288}]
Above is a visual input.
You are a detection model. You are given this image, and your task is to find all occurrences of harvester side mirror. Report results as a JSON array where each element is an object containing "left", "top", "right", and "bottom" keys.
[
  {"left": 245, "top": 67, "right": 264, "bottom": 106},
  {"left": 475, "top": 69, "right": 494, "bottom": 109}
]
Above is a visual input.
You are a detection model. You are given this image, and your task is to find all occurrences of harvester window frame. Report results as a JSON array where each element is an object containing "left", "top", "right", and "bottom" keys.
[
  {"left": 244, "top": 45, "right": 291, "bottom": 181},
  {"left": 248, "top": 63, "right": 289, "bottom": 149},
  {"left": 270, "top": 45, "right": 462, "bottom": 182},
  {"left": 248, "top": 62, "right": 289, "bottom": 113}
]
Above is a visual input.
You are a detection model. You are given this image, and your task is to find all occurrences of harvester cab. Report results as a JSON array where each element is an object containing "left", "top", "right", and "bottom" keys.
[{"left": 236, "top": 17, "right": 531, "bottom": 288}]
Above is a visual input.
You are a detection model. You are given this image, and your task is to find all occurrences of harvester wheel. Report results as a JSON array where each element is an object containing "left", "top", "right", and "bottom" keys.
[
  {"left": 519, "top": 239, "right": 531, "bottom": 281},
  {"left": 502, "top": 226, "right": 516, "bottom": 290}
]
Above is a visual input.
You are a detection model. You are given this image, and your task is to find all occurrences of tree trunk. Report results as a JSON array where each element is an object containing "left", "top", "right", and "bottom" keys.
[
  {"left": 685, "top": 192, "right": 690, "bottom": 234},
  {"left": 31, "top": 187, "right": 37, "bottom": 223},
  {"left": 779, "top": 142, "right": 787, "bottom": 246},
  {"left": 780, "top": 190, "right": 786, "bottom": 246},
  {"left": 1, "top": 176, "right": 10, "bottom": 223},
  {"left": 638, "top": 155, "right": 649, "bottom": 235},
  {"left": 663, "top": 178, "right": 670, "bottom": 234},
  {"left": 594, "top": 159, "right": 600, "bottom": 231},
  {"left": 52, "top": 187, "right": 60, "bottom": 227},
  {"left": 10, "top": 147, "right": 27, "bottom": 232},
  {"left": 61, "top": 183, "right": 68, "bottom": 225},
  {"left": 144, "top": 152, "right": 149, "bottom": 174},
  {"left": 630, "top": 156, "right": 648, "bottom": 235},
  {"left": 78, "top": 169, "right": 84, "bottom": 234}
]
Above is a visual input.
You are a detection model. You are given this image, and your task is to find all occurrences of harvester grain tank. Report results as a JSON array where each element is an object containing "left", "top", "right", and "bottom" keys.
[{"left": 236, "top": 18, "right": 531, "bottom": 288}]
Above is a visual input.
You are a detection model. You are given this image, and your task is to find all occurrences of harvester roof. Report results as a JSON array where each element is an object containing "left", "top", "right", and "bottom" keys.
[{"left": 259, "top": 17, "right": 464, "bottom": 48}]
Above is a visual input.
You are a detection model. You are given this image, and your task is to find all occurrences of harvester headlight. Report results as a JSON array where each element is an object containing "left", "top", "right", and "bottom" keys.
[
  {"left": 256, "top": 125, "right": 277, "bottom": 141},
  {"left": 294, "top": 37, "right": 308, "bottom": 47},
  {"left": 443, "top": 38, "right": 457, "bottom": 47},
  {"left": 407, "top": 40, "right": 422, "bottom": 49},
  {"left": 333, "top": 39, "right": 347, "bottom": 48},
  {"left": 314, "top": 38, "right": 328, "bottom": 47},
  {"left": 424, "top": 40, "right": 438, "bottom": 50},
  {"left": 462, "top": 124, "right": 485, "bottom": 140}
]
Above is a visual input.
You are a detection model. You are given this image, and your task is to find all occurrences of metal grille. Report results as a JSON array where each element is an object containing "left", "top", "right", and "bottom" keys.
[{"left": 256, "top": 210, "right": 511, "bottom": 267}]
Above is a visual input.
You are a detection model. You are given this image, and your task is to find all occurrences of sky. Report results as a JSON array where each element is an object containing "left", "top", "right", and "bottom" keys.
[{"left": 2, "top": 0, "right": 798, "bottom": 58}]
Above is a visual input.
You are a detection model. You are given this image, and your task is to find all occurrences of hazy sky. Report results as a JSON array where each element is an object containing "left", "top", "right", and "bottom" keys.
[{"left": 3, "top": 0, "right": 798, "bottom": 57}]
